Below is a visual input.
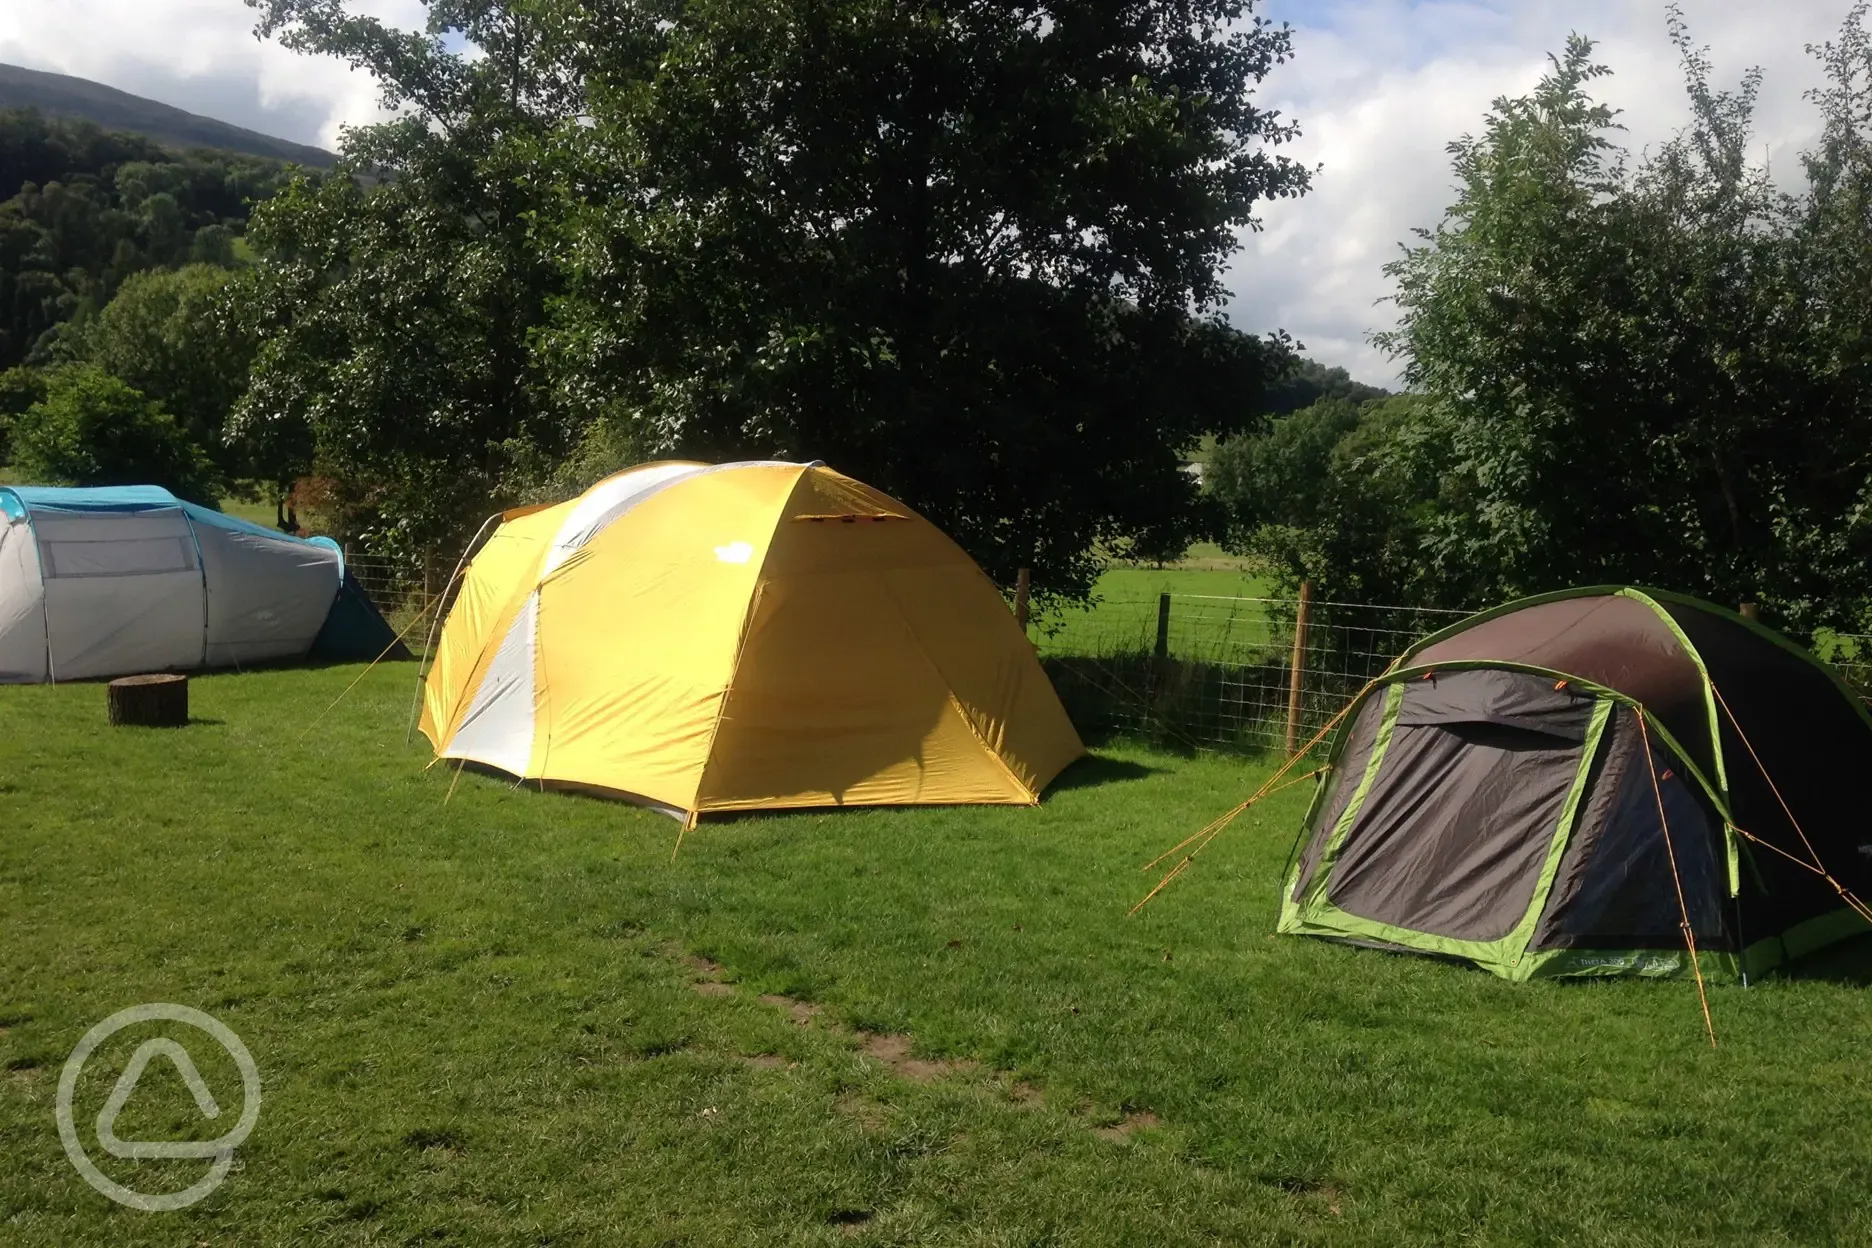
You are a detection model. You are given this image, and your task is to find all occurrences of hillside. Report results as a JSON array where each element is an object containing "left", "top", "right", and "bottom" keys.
[{"left": 0, "top": 62, "right": 335, "bottom": 167}]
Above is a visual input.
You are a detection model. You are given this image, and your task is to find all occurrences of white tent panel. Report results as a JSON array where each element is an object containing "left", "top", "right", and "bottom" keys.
[
  {"left": 541, "top": 462, "right": 707, "bottom": 576},
  {"left": 538, "top": 461, "right": 803, "bottom": 577},
  {"left": 193, "top": 520, "right": 341, "bottom": 666},
  {"left": 0, "top": 517, "right": 48, "bottom": 682},
  {"left": 442, "top": 589, "right": 539, "bottom": 775},
  {"left": 34, "top": 509, "right": 205, "bottom": 680}
]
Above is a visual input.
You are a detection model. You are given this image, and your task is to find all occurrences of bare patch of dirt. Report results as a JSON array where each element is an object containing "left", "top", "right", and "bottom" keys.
[
  {"left": 759, "top": 993, "right": 823, "bottom": 1025},
  {"left": 858, "top": 1032, "right": 978, "bottom": 1083},
  {"left": 740, "top": 1053, "right": 791, "bottom": 1070},
  {"left": 835, "top": 1091, "right": 890, "bottom": 1131},
  {"left": 859, "top": 1032, "right": 912, "bottom": 1063},
  {"left": 1007, "top": 1080, "right": 1045, "bottom": 1109},
  {"left": 1093, "top": 1110, "right": 1162, "bottom": 1143},
  {"left": 827, "top": 1207, "right": 873, "bottom": 1235},
  {"left": 675, "top": 946, "right": 1169, "bottom": 1144}
]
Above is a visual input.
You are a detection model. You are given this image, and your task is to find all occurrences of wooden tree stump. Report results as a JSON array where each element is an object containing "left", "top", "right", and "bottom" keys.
[{"left": 107, "top": 674, "right": 189, "bottom": 727}]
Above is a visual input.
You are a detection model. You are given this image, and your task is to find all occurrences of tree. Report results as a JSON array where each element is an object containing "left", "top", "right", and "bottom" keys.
[
  {"left": 1208, "top": 394, "right": 1364, "bottom": 539},
  {"left": 242, "top": 0, "right": 1311, "bottom": 589},
  {"left": 1257, "top": 358, "right": 1391, "bottom": 417},
  {"left": 234, "top": 0, "right": 581, "bottom": 557},
  {"left": 1210, "top": 392, "right": 1469, "bottom": 608},
  {"left": 0, "top": 365, "right": 45, "bottom": 461},
  {"left": 0, "top": 109, "right": 296, "bottom": 370},
  {"left": 1362, "top": 12, "right": 1872, "bottom": 632},
  {"left": 10, "top": 364, "right": 221, "bottom": 503},
  {"left": 534, "top": 0, "right": 1310, "bottom": 596},
  {"left": 63, "top": 265, "right": 257, "bottom": 474}
]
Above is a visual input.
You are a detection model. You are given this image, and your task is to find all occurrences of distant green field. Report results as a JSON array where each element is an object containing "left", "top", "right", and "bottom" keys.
[
  {"left": 1038, "top": 561, "right": 1280, "bottom": 661},
  {"left": 219, "top": 495, "right": 278, "bottom": 527}
]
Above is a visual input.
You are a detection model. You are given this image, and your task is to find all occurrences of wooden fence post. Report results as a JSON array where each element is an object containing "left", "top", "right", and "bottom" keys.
[
  {"left": 1740, "top": 602, "right": 1760, "bottom": 622},
  {"left": 1155, "top": 593, "right": 1171, "bottom": 660},
  {"left": 1285, "top": 581, "right": 1315, "bottom": 756},
  {"left": 1014, "top": 568, "right": 1031, "bottom": 632}
]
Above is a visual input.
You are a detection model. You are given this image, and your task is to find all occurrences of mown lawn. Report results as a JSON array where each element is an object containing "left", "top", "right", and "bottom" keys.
[{"left": 4, "top": 664, "right": 1872, "bottom": 1245}]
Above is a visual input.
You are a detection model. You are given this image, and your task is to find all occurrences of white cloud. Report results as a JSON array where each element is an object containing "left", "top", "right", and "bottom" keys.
[
  {"left": 0, "top": 0, "right": 426, "bottom": 150},
  {"left": 1229, "top": 0, "right": 1857, "bottom": 388}
]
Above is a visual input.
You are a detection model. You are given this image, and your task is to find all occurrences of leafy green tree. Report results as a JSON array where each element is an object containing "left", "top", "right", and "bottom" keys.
[
  {"left": 0, "top": 366, "right": 46, "bottom": 461},
  {"left": 1363, "top": 12, "right": 1872, "bottom": 632},
  {"left": 10, "top": 364, "right": 221, "bottom": 503},
  {"left": 1208, "top": 395, "right": 1364, "bottom": 539},
  {"left": 243, "top": 0, "right": 1311, "bottom": 589},
  {"left": 1212, "top": 393, "right": 1469, "bottom": 608},
  {"left": 1768, "top": 1, "right": 1872, "bottom": 631},
  {"left": 502, "top": 417, "right": 652, "bottom": 508},
  {"left": 0, "top": 109, "right": 297, "bottom": 370},
  {"left": 235, "top": 0, "right": 579, "bottom": 556},
  {"left": 535, "top": 0, "right": 1310, "bottom": 596},
  {"left": 1257, "top": 358, "right": 1391, "bottom": 417},
  {"left": 63, "top": 264, "right": 255, "bottom": 465}
]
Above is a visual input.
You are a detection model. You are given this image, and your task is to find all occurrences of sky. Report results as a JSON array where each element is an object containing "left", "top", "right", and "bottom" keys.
[{"left": 0, "top": 0, "right": 1859, "bottom": 388}]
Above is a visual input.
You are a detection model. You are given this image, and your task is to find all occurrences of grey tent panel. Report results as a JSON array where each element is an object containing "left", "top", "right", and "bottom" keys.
[
  {"left": 1324, "top": 715, "right": 1588, "bottom": 943},
  {"left": 1531, "top": 708, "right": 1725, "bottom": 949},
  {"left": 1292, "top": 689, "right": 1390, "bottom": 903},
  {"left": 1411, "top": 593, "right": 1711, "bottom": 775}
]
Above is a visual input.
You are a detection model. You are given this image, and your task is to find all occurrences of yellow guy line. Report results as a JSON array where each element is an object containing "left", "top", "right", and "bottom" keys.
[{"left": 1635, "top": 708, "right": 1717, "bottom": 1049}]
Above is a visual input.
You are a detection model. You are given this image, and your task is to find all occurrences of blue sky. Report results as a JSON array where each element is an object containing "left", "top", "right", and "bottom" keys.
[{"left": 0, "top": 0, "right": 1857, "bottom": 387}]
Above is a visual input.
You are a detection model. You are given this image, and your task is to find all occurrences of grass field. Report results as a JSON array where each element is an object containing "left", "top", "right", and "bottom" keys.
[
  {"left": 1038, "top": 557, "right": 1278, "bottom": 660},
  {"left": 6, "top": 665, "right": 1872, "bottom": 1244}
]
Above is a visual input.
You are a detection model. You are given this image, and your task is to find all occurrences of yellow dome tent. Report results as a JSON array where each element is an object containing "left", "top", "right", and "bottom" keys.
[{"left": 418, "top": 460, "right": 1085, "bottom": 823}]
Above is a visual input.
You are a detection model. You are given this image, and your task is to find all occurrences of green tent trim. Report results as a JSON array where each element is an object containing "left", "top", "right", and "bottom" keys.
[{"left": 1278, "top": 586, "right": 1872, "bottom": 983}]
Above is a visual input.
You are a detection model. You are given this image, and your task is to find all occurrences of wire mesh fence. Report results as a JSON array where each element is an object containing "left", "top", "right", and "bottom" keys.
[
  {"left": 346, "top": 554, "right": 448, "bottom": 640},
  {"left": 1821, "top": 633, "right": 1872, "bottom": 700},
  {"left": 338, "top": 554, "right": 1872, "bottom": 757},
  {"left": 1038, "top": 593, "right": 1473, "bottom": 755}
]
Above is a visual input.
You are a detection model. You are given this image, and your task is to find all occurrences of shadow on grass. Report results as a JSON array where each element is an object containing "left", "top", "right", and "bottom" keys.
[
  {"left": 1780, "top": 932, "right": 1872, "bottom": 987},
  {"left": 1046, "top": 753, "right": 1159, "bottom": 795},
  {"left": 442, "top": 755, "right": 1162, "bottom": 823}
]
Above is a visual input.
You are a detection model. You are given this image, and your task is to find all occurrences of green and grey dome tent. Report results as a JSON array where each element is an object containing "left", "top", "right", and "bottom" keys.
[{"left": 1280, "top": 587, "right": 1872, "bottom": 982}]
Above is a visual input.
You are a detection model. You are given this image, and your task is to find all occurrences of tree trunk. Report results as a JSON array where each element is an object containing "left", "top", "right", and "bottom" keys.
[{"left": 107, "top": 674, "right": 189, "bottom": 727}]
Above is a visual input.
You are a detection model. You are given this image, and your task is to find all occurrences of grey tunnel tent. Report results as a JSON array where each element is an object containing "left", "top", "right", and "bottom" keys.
[
  {"left": 0, "top": 485, "right": 406, "bottom": 683},
  {"left": 1281, "top": 587, "right": 1872, "bottom": 981}
]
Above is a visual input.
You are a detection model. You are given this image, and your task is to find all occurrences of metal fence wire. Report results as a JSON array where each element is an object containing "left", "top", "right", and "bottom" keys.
[
  {"left": 1823, "top": 633, "right": 1872, "bottom": 701},
  {"left": 340, "top": 557, "right": 1872, "bottom": 757},
  {"left": 1037, "top": 593, "right": 1473, "bottom": 755},
  {"left": 346, "top": 554, "right": 450, "bottom": 638}
]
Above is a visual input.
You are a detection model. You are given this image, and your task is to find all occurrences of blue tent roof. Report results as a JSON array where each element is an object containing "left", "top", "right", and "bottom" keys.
[
  {"left": 0, "top": 485, "right": 341, "bottom": 564},
  {"left": 1, "top": 484, "right": 183, "bottom": 517}
]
